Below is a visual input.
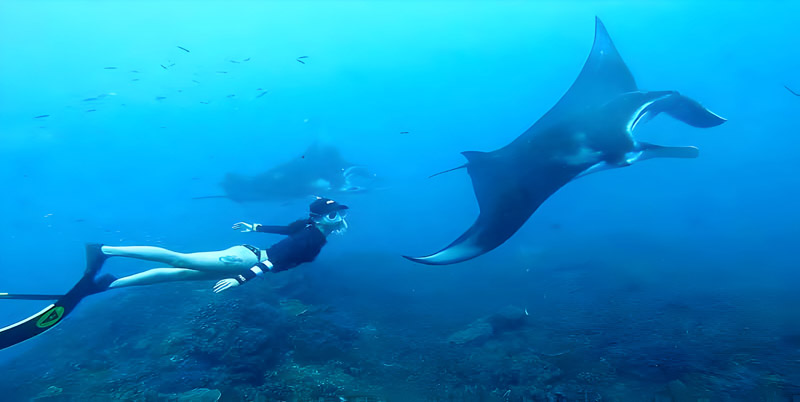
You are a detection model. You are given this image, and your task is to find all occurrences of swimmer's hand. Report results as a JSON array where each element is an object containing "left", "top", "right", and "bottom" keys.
[
  {"left": 232, "top": 222, "right": 259, "bottom": 232},
  {"left": 213, "top": 278, "right": 240, "bottom": 293}
]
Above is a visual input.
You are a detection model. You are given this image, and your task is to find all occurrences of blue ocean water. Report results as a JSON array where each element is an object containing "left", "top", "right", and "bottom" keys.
[{"left": 1, "top": 1, "right": 799, "bottom": 400}]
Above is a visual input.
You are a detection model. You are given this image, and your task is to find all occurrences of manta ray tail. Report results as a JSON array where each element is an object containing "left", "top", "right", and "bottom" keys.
[{"left": 428, "top": 164, "right": 466, "bottom": 179}]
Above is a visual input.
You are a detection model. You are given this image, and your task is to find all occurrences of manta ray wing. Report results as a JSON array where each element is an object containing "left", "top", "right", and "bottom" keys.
[
  {"left": 546, "top": 18, "right": 636, "bottom": 116},
  {"left": 405, "top": 151, "right": 585, "bottom": 265}
]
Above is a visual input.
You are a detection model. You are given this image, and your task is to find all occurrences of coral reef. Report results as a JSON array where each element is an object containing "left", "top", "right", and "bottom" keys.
[{"left": 1, "top": 252, "right": 799, "bottom": 401}]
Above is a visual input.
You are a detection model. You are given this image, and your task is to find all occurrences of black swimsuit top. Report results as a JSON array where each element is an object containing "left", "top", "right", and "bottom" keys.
[{"left": 255, "top": 219, "right": 327, "bottom": 272}]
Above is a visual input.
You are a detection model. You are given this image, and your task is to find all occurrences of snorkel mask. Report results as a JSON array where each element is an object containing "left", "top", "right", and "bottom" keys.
[{"left": 309, "top": 197, "right": 349, "bottom": 235}]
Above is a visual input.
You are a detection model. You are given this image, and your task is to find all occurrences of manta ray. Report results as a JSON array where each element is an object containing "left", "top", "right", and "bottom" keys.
[
  {"left": 405, "top": 17, "right": 726, "bottom": 265},
  {"left": 197, "top": 143, "right": 378, "bottom": 202}
]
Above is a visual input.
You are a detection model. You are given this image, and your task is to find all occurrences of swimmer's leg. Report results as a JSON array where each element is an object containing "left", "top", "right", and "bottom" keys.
[
  {"left": 108, "top": 268, "right": 224, "bottom": 289},
  {"left": 100, "top": 245, "right": 258, "bottom": 272}
]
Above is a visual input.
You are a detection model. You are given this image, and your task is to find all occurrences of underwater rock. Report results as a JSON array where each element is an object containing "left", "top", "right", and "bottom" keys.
[
  {"left": 448, "top": 305, "right": 528, "bottom": 345},
  {"left": 30, "top": 386, "right": 64, "bottom": 402},
  {"left": 666, "top": 379, "right": 693, "bottom": 402},
  {"left": 279, "top": 298, "right": 311, "bottom": 316},
  {"left": 447, "top": 320, "right": 493, "bottom": 345},
  {"left": 487, "top": 305, "right": 527, "bottom": 332}
]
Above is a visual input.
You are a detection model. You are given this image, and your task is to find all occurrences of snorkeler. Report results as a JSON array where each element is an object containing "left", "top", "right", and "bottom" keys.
[
  {"left": 96, "top": 197, "right": 349, "bottom": 293},
  {"left": 0, "top": 197, "right": 348, "bottom": 349}
]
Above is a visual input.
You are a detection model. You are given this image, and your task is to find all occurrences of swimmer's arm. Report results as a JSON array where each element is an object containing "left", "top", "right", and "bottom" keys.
[
  {"left": 213, "top": 262, "right": 273, "bottom": 293},
  {"left": 232, "top": 222, "right": 291, "bottom": 234},
  {"left": 233, "top": 219, "right": 309, "bottom": 235},
  {"left": 253, "top": 224, "right": 293, "bottom": 235}
]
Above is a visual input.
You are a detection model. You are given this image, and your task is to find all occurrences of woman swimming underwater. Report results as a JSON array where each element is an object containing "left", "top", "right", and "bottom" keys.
[
  {"left": 0, "top": 197, "right": 349, "bottom": 349},
  {"left": 96, "top": 197, "right": 349, "bottom": 293}
]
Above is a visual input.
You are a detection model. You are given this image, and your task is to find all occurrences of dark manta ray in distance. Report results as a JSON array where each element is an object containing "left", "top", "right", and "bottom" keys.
[
  {"left": 196, "top": 144, "right": 379, "bottom": 202},
  {"left": 405, "top": 17, "right": 726, "bottom": 265}
]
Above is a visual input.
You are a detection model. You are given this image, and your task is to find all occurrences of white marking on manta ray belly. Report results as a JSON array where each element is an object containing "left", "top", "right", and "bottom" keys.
[
  {"left": 563, "top": 146, "right": 602, "bottom": 166},
  {"left": 560, "top": 132, "right": 602, "bottom": 166},
  {"left": 624, "top": 150, "right": 644, "bottom": 165}
]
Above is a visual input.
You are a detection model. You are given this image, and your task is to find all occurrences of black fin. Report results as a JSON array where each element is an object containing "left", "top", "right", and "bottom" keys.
[
  {"left": 0, "top": 256, "right": 113, "bottom": 350},
  {"left": 84, "top": 243, "right": 109, "bottom": 277}
]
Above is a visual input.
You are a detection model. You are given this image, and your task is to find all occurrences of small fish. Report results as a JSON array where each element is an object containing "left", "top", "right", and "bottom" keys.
[
  {"left": 226, "top": 94, "right": 236, "bottom": 98},
  {"left": 160, "top": 64, "right": 168, "bottom": 69},
  {"left": 177, "top": 46, "right": 190, "bottom": 53},
  {"left": 199, "top": 101, "right": 209, "bottom": 104},
  {"left": 786, "top": 85, "right": 800, "bottom": 97},
  {"left": 297, "top": 55, "right": 308, "bottom": 59},
  {"left": 243, "top": 57, "right": 251, "bottom": 62},
  {"left": 130, "top": 70, "right": 140, "bottom": 73},
  {"left": 255, "top": 91, "right": 268, "bottom": 98},
  {"left": 399, "top": 131, "right": 409, "bottom": 134},
  {"left": 155, "top": 96, "right": 167, "bottom": 100},
  {"left": 103, "top": 66, "right": 117, "bottom": 70},
  {"left": 229, "top": 60, "right": 240, "bottom": 64},
  {"left": 131, "top": 78, "right": 140, "bottom": 81},
  {"left": 296, "top": 59, "right": 306, "bottom": 64},
  {"left": 159, "top": 126, "right": 167, "bottom": 129},
  {"left": 192, "top": 80, "right": 200, "bottom": 84},
  {"left": 85, "top": 109, "right": 97, "bottom": 113},
  {"left": 256, "top": 87, "right": 263, "bottom": 91},
  {"left": 82, "top": 97, "right": 98, "bottom": 102},
  {"left": 168, "top": 63, "right": 176, "bottom": 67},
  {"left": 34, "top": 115, "right": 49, "bottom": 119},
  {"left": 216, "top": 71, "right": 228, "bottom": 74}
]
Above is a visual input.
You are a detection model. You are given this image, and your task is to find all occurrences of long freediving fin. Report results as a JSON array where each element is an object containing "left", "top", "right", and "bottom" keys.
[
  {"left": 0, "top": 293, "right": 64, "bottom": 300},
  {"left": 0, "top": 244, "right": 111, "bottom": 350}
]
